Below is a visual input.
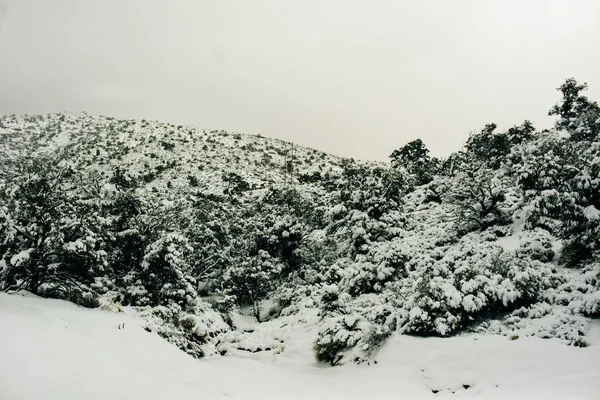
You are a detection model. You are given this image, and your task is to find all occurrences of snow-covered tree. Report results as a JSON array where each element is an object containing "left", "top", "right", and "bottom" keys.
[
  {"left": 549, "top": 78, "right": 600, "bottom": 141},
  {"left": 222, "top": 250, "right": 282, "bottom": 321},
  {"left": 390, "top": 139, "right": 436, "bottom": 186},
  {"left": 0, "top": 158, "right": 106, "bottom": 306},
  {"left": 124, "top": 232, "right": 197, "bottom": 309},
  {"left": 447, "top": 166, "right": 513, "bottom": 234}
]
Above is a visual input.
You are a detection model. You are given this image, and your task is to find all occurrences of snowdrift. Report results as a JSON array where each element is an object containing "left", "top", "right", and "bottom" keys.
[{"left": 1, "top": 292, "right": 599, "bottom": 400}]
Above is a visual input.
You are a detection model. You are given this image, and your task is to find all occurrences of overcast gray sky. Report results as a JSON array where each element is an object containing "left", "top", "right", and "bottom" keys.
[{"left": 1, "top": 0, "right": 599, "bottom": 160}]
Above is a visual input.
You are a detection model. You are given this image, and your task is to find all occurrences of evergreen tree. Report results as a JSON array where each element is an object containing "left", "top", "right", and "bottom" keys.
[
  {"left": 549, "top": 78, "right": 600, "bottom": 141},
  {"left": 0, "top": 158, "right": 105, "bottom": 306},
  {"left": 124, "top": 232, "right": 197, "bottom": 309},
  {"left": 390, "top": 139, "right": 435, "bottom": 185}
]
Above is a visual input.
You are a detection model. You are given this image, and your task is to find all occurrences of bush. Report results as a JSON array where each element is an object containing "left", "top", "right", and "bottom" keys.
[
  {"left": 448, "top": 168, "right": 513, "bottom": 234},
  {"left": 0, "top": 161, "right": 107, "bottom": 297},
  {"left": 187, "top": 175, "right": 199, "bottom": 187},
  {"left": 515, "top": 228, "right": 556, "bottom": 263},
  {"left": 134, "top": 302, "right": 230, "bottom": 358},
  {"left": 313, "top": 314, "right": 374, "bottom": 365},
  {"left": 320, "top": 284, "right": 350, "bottom": 315},
  {"left": 222, "top": 250, "right": 282, "bottom": 321},
  {"left": 124, "top": 233, "right": 197, "bottom": 309},
  {"left": 40, "top": 284, "right": 101, "bottom": 309},
  {"left": 386, "top": 236, "right": 559, "bottom": 336},
  {"left": 478, "top": 302, "right": 591, "bottom": 346}
]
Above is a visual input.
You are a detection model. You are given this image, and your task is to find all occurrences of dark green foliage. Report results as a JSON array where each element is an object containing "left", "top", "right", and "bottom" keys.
[
  {"left": 510, "top": 129, "right": 600, "bottom": 267},
  {"left": 222, "top": 172, "right": 250, "bottom": 196},
  {"left": 465, "top": 121, "right": 536, "bottom": 169},
  {"left": 160, "top": 140, "right": 176, "bottom": 151},
  {"left": 506, "top": 120, "right": 536, "bottom": 146},
  {"left": 313, "top": 315, "right": 363, "bottom": 365},
  {"left": 340, "top": 161, "right": 404, "bottom": 219},
  {"left": 297, "top": 171, "right": 323, "bottom": 184},
  {"left": 448, "top": 168, "right": 511, "bottom": 234},
  {"left": 222, "top": 251, "right": 281, "bottom": 321},
  {"left": 390, "top": 139, "right": 435, "bottom": 185},
  {"left": 0, "top": 159, "right": 106, "bottom": 298},
  {"left": 110, "top": 166, "right": 138, "bottom": 189},
  {"left": 438, "top": 151, "right": 468, "bottom": 177},
  {"left": 262, "top": 187, "right": 314, "bottom": 219},
  {"left": 559, "top": 240, "right": 595, "bottom": 269},
  {"left": 254, "top": 217, "right": 304, "bottom": 273},
  {"left": 549, "top": 78, "right": 600, "bottom": 141},
  {"left": 124, "top": 233, "right": 197, "bottom": 308},
  {"left": 466, "top": 123, "right": 503, "bottom": 161},
  {"left": 187, "top": 175, "right": 199, "bottom": 187}
]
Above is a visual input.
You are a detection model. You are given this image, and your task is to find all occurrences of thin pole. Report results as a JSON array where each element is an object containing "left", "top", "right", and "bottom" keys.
[
  {"left": 283, "top": 142, "right": 288, "bottom": 186},
  {"left": 290, "top": 143, "right": 294, "bottom": 185}
]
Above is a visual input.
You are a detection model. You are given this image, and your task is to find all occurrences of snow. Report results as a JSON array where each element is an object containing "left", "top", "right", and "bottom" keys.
[
  {"left": 0, "top": 112, "right": 371, "bottom": 198},
  {"left": 9, "top": 249, "right": 32, "bottom": 266},
  {"left": 2, "top": 293, "right": 599, "bottom": 400},
  {"left": 583, "top": 205, "right": 600, "bottom": 221},
  {"left": 494, "top": 210, "right": 526, "bottom": 252}
]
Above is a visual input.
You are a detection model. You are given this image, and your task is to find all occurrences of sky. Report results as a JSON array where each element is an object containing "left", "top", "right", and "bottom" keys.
[{"left": 0, "top": 0, "right": 599, "bottom": 161}]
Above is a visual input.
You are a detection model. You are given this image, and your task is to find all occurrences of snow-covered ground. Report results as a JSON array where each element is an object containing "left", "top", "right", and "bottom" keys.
[{"left": 1, "top": 292, "right": 599, "bottom": 400}]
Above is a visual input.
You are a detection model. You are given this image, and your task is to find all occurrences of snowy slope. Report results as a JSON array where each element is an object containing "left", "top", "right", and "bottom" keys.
[
  {"left": 0, "top": 112, "right": 379, "bottom": 195},
  {"left": 1, "top": 292, "right": 599, "bottom": 400}
]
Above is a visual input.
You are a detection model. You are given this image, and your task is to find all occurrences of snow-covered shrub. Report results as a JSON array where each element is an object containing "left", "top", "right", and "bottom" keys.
[
  {"left": 168, "top": 193, "right": 235, "bottom": 291},
  {"left": 352, "top": 295, "right": 398, "bottom": 344},
  {"left": 387, "top": 236, "right": 559, "bottom": 336},
  {"left": 515, "top": 228, "right": 556, "bottom": 263},
  {"left": 580, "top": 264, "right": 600, "bottom": 316},
  {"left": 317, "top": 207, "right": 403, "bottom": 296},
  {"left": 0, "top": 206, "right": 14, "bottom": 258},
  {"left": 222, "top": 171, "right": 250, "bottom": 196},
  {"left": 313, "top": 288, "right": 400, "bottom": 365},
  {"left": 313, "top": 313, "right": 375, "bottom": 365},
  {"left": 90, "top": 176, "right": 148, "bottom": 276},
  {"left": 549, "top": 78, "right": 600, "bottom": 142},
  {"left": 546, "top": 263, "right": 600, "bottom": 317},
  {"left": 314, "top": 291, "right": 399, "bottom": 366},
  {"left": 465, "top": 123, "right": 512, "bottom": 168},
  {"left": 511, "top": 136, "right": 575, "bottom": 198},
  {"left": 209, "top": 292, "right": 237, "bottom": 315},
  {"left": 338, "top": 161, "right": 405, "bottom": 220},
  {"left": 319, "top": 284, "right": 350, "bottom": 315},
  {"left": 447, "top": 167, "right": 514, "bottom": 234},
  {"left": 296, "top": 230, "right": 339, "bottom": 273},
  {"left": 340, "top": 256, "right": 398, "bottom": 296},
  {"left": 389, "top": 138, "right": 436, "bottom": 186},
  {"left": 348, "top": 211, "right": 394, "bottom": 255},
  {"left": 511, "top": 132, "right": 599, "bottom": 267},
  {"left": 240, "top": 188, "right": 317, "bottom": 277},
  {"left": 124, "top": 232, "right": 197, "bottom": 309},
  {"left": 0, "top": 161, "right": 108, "bottom": 302},
  {"left": 134, "top": 300, "right": 230, "bottom": 358},
  {"left": 275, "top": 281, "right": 319, "bottom": 317},
  {"left": 478, "top": 303, "right": 591, "bottom": 347},
  {"left": 222, "top": 250, "right": 282, "bottom": 321},
  {"left": 255, "top": 215, "right": 305, "bottom": 273},
  {"left": 464, "top": 121, "right": 535, "bottom": 169}
]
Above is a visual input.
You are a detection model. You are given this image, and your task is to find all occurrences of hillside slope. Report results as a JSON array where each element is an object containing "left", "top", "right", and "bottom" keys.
[{"left": 0, "top": 112, "right": 374, "bottom": 195}]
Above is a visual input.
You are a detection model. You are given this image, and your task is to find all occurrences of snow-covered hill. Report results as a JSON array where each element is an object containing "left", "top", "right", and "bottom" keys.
[
  {"left": 1, "top": 79, "right": 600, "bottom": 396},
  {"left": 0, "top": 112, "right": 376, "bottom": 195},
  {"left": 1, "top": 292, "right": 599, "bottom": 400}
]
